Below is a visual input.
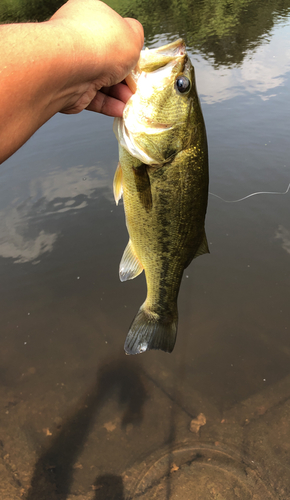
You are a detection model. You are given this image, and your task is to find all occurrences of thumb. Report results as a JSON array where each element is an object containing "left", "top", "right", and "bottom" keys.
[{"left": 124, "top": 18, "right": 144, "bottom": 51}]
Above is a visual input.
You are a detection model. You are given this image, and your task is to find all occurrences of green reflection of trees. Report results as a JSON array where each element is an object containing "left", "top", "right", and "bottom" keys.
[
  {"left": 106, "top": 0, "right": 290, "bottom": 66},
  {"left": 1, "top": 0, "right": 290, "bottom": 67},
  {"left": 0, "top": 0, "right": 64, "bottom": 24}
]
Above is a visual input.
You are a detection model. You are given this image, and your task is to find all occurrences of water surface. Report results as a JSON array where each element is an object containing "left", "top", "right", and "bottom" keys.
[{"left": 0, "top": 1, "right": 290, "bottom": 499}]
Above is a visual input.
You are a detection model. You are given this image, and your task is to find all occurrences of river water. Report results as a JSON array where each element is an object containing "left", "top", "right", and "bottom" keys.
[{"left": 0, "top": 1, "right": 290, "bottom": 499}]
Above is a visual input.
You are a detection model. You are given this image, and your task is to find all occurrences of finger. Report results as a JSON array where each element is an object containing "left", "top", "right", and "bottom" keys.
[
  {"left": 86, "top": 92, "right": 126, "bottom": 117},
  {"left": 124, "top": 18, "right": 144, "bottom": 51},
  {"left": 101, "top": 83, "right": 133, "bottom": 104}
]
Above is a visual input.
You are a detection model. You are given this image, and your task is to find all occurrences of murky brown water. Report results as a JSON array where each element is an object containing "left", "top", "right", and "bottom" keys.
[{"left": 1, "top": 1, "right": 290, "bottom": 499}]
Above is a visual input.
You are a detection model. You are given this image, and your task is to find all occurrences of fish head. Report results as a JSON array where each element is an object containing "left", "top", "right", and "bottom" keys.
[{"left": 114, "top": 39, "right": 202, "bottom": 165}]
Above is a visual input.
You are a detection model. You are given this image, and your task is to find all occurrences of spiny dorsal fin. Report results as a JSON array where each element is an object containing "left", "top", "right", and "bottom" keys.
[
  {"left": 113, "top": 162, "right": 123, "bottom": 205},
  {"left": 119, "top": 240, "right": 143, "bottom": 282}
]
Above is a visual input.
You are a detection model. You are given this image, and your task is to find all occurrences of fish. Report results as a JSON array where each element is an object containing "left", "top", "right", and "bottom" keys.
[{"left": 113, "top": 39, "right": 209, "bottom": 355}]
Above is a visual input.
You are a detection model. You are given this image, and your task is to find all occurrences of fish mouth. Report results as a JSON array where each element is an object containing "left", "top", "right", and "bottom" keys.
[
  {"left": 139, "top": 39, "right": 186, "bottom": 72},
  {"left": 125, "top": 39, "right": 187, "bottom": 93},
  {"left": 151, "top": 39, "right": 186, "bottom": 57}
]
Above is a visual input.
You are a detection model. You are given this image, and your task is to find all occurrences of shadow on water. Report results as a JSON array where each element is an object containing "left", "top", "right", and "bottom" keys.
[
  {"left": 25, "top": 357, "right": 147, "bottom": 500},
  {"left": 93, "top": 474, "right": 125, "bottom": 500}
]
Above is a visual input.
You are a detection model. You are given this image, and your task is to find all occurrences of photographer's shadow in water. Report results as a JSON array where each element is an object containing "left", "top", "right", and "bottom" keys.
[
  {"left": 92, "top": 474, "right": 125, "bottom": 500},
  {"left": 25, "top": 356, "right": 147, "bottom": 500}
]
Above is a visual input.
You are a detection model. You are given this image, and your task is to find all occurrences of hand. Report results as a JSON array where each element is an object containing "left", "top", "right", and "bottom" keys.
[
  {"left": 0, "top": 0, "right": 144, "bottom": 163},
  {"left": 50, "top": 0, "right": 144, "bottom": 117}
]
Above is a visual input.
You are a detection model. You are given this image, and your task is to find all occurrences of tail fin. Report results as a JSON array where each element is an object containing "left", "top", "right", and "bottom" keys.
[{"left": 124, "top": 304, "right": 178, "bottom": 355}]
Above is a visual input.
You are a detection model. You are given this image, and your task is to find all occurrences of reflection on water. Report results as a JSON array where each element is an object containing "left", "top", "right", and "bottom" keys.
[
  {"left": 196, "top": 20, "right": 290, "bottom": 104},
  {"left": 106, "top": 0, "right": 290, "bottom": 66},
  {"left": 0, "top": 164, "right": 112, "bottom": 263},
  {"left": 1, "top": 0, "right": 290, "bottom": 67},
  {"left": 0, "top": 0, "right": 290, "bottom": 499},
  {"left": 276, "top": 225, "right": 290, "bottom": 255}
]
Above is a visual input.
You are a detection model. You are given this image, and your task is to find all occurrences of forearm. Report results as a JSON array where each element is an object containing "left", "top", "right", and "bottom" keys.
[
  {"left": 0, "top": 0, "right": 144, "bottom": 164},
  {"left": 0, "top": 22, "right": 78, "bottom": 163}
]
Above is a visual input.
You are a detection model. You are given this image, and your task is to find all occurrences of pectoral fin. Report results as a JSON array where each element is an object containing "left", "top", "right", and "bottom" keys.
[
  {"left": 133, "top": 165, "right": 152, "bottom": 212},
  {"left": 120, "top": 240, "right": 143, "bottom": 282},
  {"left": 113, "top": 162, "right": 123, "bottom": 205}
]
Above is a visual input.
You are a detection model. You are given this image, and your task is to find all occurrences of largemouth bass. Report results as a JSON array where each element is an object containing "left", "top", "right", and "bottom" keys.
[{"left": 113, "top": 39, "right": 209, "bottom": 355}]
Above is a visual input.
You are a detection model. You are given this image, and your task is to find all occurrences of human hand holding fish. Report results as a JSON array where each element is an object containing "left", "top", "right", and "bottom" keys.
[
  {"left": 50, "top": 0, "right": 144, "bottom": 116},
  {"left": 0, "top": 0, "right": 208, "bottom": 358},
  {"left": 0, "top": 0, "right": 144, "bottom": 163}
]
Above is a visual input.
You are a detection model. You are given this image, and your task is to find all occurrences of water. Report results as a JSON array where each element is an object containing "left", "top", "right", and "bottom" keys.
[{"left": 1, "top": 1, "right": 290, "bottom": 498}]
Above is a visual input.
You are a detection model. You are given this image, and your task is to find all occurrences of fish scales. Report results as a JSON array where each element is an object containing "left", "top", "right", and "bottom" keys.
[{"left": 113, "top": 39, "right": 209, "bottom": 355}]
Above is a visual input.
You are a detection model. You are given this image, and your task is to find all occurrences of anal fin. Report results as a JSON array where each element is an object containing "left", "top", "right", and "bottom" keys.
[{"left": 120, "top": 240, "right": 143, "bottom": 282}]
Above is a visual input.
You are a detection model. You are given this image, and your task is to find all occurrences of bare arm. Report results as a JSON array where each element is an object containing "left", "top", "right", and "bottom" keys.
[{"left": 0, "top": 0, "right": 144, "bottom": 163}]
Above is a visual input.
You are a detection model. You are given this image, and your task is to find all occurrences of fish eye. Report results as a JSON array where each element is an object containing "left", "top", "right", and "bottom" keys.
[{"left": 175, "top": 75, "right": 191, "bottom": 94}]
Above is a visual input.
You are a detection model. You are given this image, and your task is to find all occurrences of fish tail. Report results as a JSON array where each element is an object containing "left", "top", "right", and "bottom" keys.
[{"left": 124, "top": 304, "right": 178, "bottom": 355}]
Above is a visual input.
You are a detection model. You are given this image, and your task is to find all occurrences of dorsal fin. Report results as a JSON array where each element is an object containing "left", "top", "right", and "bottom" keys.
[
  {"left": 194, "top": 231, "right": 209, "bottom": 259},
  {"left": 184, "top": 230, "right": 209, "bottom": 268}
]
